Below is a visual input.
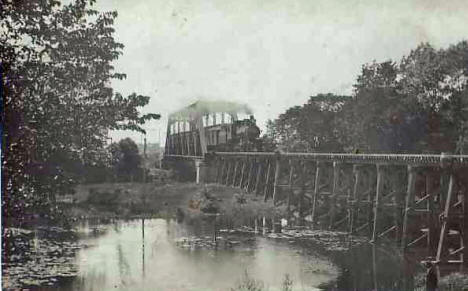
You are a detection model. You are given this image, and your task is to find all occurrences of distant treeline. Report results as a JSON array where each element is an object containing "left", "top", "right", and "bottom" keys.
[{"left": 263, "top": 41, "right": 468, "bottom": 154}]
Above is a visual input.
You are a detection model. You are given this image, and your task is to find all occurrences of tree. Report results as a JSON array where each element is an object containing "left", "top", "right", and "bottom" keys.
[
  {"left": 266, "top": 94, "right": 351, "bottom": 152},
  {"left": 1, "top": 0, "right": 160, "bottom": 224},
  {"left": 398, "top": 42, "right": 468, "bottom": 153},
  {"left": 267, "top": 41, "right": 468, "bottom": 155},
  {"left": 347, "top": 60, "right": 427, "bottom": 153},
  {"left": 109, "top": 138, "right": 142, "bottom": 182},
  {"left": 258, "top": 119, "right": 278, "bottom": 152},
  {"left": 441, "top": 42, "right": 468, "bottom": 154}
]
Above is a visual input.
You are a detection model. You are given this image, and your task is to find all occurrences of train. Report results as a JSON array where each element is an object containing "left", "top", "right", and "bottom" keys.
[{"left": 164, "top": 100, "right": 262, "bottom": 157}]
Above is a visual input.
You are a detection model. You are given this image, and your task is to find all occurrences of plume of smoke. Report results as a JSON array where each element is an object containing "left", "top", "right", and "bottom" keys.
[{"left": 170, "top": 99, "right": 253, "bottom": 120}]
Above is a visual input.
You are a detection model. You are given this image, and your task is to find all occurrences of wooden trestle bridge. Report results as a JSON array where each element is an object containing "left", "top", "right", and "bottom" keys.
[
  {"left": 162, "top": 101, "right": 468, "bottom": 270},
  {"left": 166, "top": 151, "right": 468, "bottom": 268}
]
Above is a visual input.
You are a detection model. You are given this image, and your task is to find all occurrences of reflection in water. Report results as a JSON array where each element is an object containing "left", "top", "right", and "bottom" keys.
[
  {"left": 327, "top": 242, "right": 421, "bottom": 291},
  {"left": 55, "top": 218, "right": 420, "bottom": 291},
  {"left": 63, "top": 219, "right": 338, "bottom": 291},
  {"left": 117, "top": 243, "right": 131, "bottom": 287},
  {"left": 372, "top": 244, "right": 377, "bottom": 291},
  {"left": 141, "top": 218, "right": 145, "bottom": 279}
]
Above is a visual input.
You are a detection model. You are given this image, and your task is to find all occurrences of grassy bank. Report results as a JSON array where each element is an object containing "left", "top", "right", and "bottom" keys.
[{"left": 66, "top": 182, "right": 281, "bottom": 221}]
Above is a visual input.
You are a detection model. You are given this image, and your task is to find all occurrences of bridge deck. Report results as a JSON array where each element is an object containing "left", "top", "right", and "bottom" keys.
[
  {"left": 213, "top": 151, "right": 468, "bottom": 165},
  {"left": 166, "top": 151, "right": 468, "bottom": 164}
]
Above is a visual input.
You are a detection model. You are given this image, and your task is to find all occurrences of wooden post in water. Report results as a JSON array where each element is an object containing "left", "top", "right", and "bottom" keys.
[
  {"left": 462, "top": 174, "right": 468, "bottom": 269},
  {"left": 287, "top": 159, "right": 295, "bottom": 213},
  {"left": 239, "top": 158, "right": 247, "bottom": 188},
  {"left": 426, "top": 171, "right": 438, "bottom": 256},
  {"left": 372, "top": 244, "right": 378, "bottom": 291},
  {"left": 264, "top": 161, "right": 272, "bottom": 202},
  {"left": 436, "top": 172, "right": 456, "bottom": 264},
  {"left": 273, "top": 155, "right": 282, "bottom": 205},
  {"left": 349, "top": 165, "right": 362, "bottom": 233},
  {"left": 246, "top": 159, "right": 256, "bottom": 192},
  {"left": 215, "top": 158, "right": 222, "bottom": 183},
  {"left": 367, "top": 171, "right": 377, "bottom": 239},
  {"left": 401, "top": 165, "right": 417, "bottom": 251},
  {"left": 391, "top": 167, "right": 405, "bottom": 245},
  {"left": 142, "top": 218, "right": 145, "bottom": 278},
  {"left": 311, "top": 161, "right": 322, "bottom": 227},
  {"left": 329, "top": 161, "right": 340, "bottom": 229},
  {"left": 218, "top": 159, "right": 226, "bottom": 184},
  {"left": 232, "top": 160, "right": 239, "bottom": 186},
  {"left": 254, "top": 161, "right": 263, "bottom": 196},
  {"left": 225, "top": 159, "right": 232, "bottom": 185},
  {"left": 298, "top": 161, "right": 307, "bottom": 223},
  {"left": 213, "top": 215, "right": 217, "bottom": 243},
  {"left": 262, "top": 216, "right": 268, "bottom": 235},
  {"left": 371, "top": 164, "right": 384, "bottom": 243}
]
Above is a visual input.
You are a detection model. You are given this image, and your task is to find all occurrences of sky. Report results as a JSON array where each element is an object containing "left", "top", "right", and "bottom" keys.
[{"left": 95, "top": 0, "right": 468, "bottom": 145}]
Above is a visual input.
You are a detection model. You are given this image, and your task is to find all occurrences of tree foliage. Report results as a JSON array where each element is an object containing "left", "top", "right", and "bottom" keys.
[
  {"left": 266, "top": 41, "right": 468, "bottom": 154},
  {"left": 267, "top": 94, "right": 351, "bottom": 152},
  {"left": 398, "top": 42, "right": 468, "bottom": 153},
  {"left": 1, "top": 0, "right": 160, "bottom": 224},
  {"left": 109, "top": 138, "right": 142, "bottom": 182}
]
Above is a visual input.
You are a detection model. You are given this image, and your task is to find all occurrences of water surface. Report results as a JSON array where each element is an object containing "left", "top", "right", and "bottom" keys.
[{"left": 61, "top": 218, "right": 338, "bottom": 291}]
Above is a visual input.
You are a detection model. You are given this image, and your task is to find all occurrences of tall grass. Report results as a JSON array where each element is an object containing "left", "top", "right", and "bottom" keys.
[
  {"left": 230, "top": 271, "right": 295, "bottom": 291},
  {"left": 230, "top": 271, "right": 265, "bottom": 291},
  {"left": 438, "top": 273, "right": 468, "bottom": 291}
]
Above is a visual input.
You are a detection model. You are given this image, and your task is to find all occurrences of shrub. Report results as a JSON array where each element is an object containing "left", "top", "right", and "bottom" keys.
[
  {"left": 439, "top": 272, "right": 468, "bottom": 291},
  {"left": 85, "top": 189, "right": 121, "bottom": 206},
  {"left": 231, "top": 271, "right": 265, "bottom": 291}
]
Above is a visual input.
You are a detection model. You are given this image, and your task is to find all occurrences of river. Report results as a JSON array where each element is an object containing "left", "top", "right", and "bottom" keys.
[
  {"left": 55, "top": 218, "right": 341, "bottom": 291},
  {"left": 5, "top": 216, "right": 420, "bottom": 291}
]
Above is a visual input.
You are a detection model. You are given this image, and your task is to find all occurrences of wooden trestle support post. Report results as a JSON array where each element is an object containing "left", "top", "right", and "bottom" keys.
[
  {"left": 206, "top": 152, "right": 468, "bottom": 269},
  {"left": 239, "top": 158, "right": 247, "bottom": 188},
  {"left": 263, "top": 160, "right": 272, "bottom": 202},
  {"left": 272, "top": 154, "right": 282, "bottom": 205},
  {"left": 254, "top": 159, "right": 263, "bottom": 196}
]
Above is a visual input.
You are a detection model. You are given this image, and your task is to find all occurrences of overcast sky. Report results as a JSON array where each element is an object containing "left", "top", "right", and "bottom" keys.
[{"left": 96, "top": 0, "right": 468, "bottom": 145}]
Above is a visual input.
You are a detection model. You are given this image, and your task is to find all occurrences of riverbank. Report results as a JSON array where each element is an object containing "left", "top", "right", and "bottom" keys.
[
  {"left": 65, "top": 182, "right": 285, "bottom": 221},
  {"left": 68, "top": 182, "right": 203, "bottom": 218}
]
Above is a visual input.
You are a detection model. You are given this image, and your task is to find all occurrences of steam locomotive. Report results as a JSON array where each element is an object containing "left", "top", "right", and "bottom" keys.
[
  {"left": 205, "top": 115, "right": 261, "bottom": 152},
  {"left": 164, "top": 101, "right": 262, "bottom": 157}
]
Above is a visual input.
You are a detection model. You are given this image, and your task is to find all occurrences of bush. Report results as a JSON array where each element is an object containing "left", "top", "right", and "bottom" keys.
[
  {"left": 85, "top": 189, "right": 121, "bottom": 206},
  {"left": 231, "top": 271, "right": 265, "bottom": 291},
  {"left": 191, "top": 187, "right": 220, "bottom": 214},
  {"left": 230, "top": 271, "right": 295, "bottom": 291},
  {"left": 439, "top": 273, "right": 468, "bottom": 291}
]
